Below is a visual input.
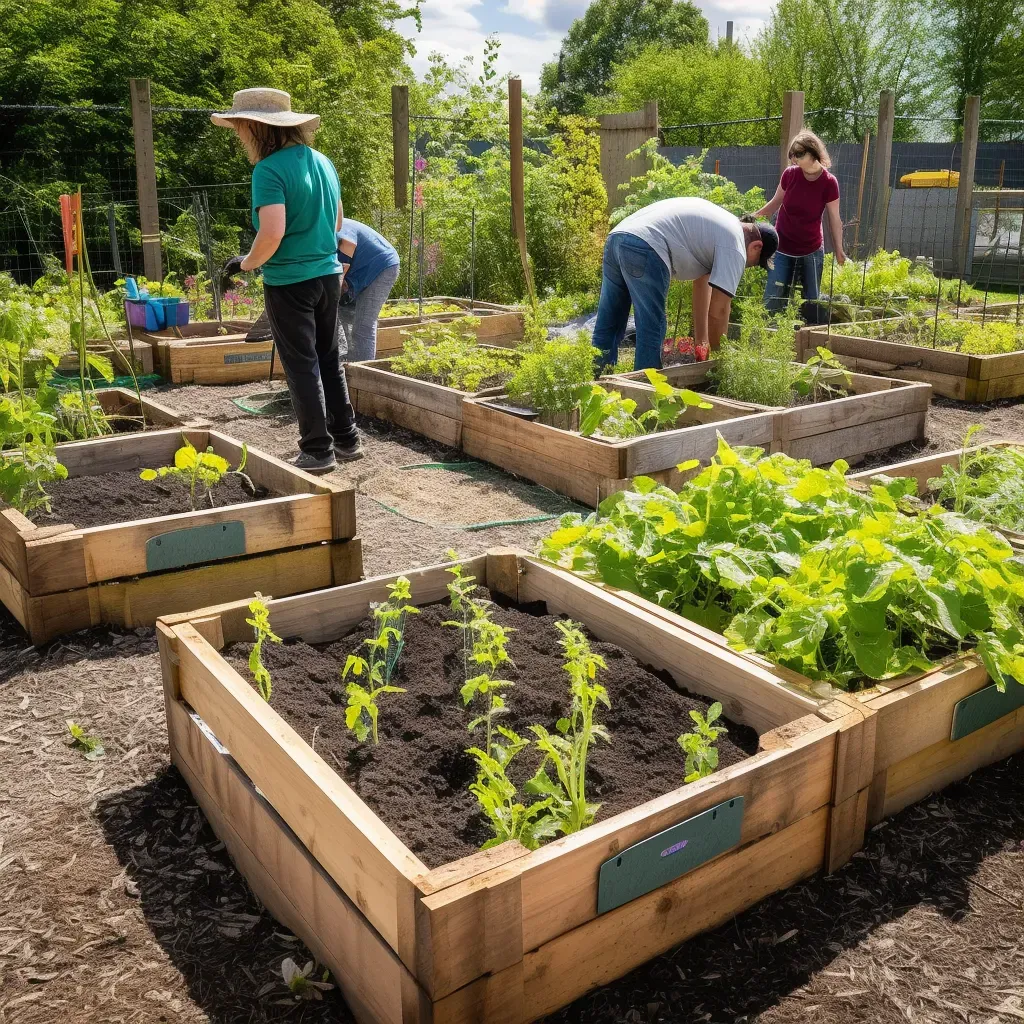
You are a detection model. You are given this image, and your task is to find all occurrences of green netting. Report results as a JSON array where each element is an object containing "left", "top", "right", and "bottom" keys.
[
  {"left": 363, "top": 461, "right": 582, "bottom": 531},
  {"left": 49, "top": 373, "right": 163, "bottom": 391}
]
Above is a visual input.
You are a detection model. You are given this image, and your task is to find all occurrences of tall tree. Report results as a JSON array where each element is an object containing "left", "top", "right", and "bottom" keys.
[
  {"left": 756, "top": 0, "right": 934, "bottom": 141},
  {"left": 928, "top": 0, "right": 1024, "bottom": 132},
  {"left": 539, "top": 0, "right": 708, "bottom": 113}
]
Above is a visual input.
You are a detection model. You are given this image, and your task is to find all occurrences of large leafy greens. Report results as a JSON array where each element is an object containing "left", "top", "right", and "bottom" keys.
[{"left": 539, "top": 438, "right": 1024, "bottom": 692}]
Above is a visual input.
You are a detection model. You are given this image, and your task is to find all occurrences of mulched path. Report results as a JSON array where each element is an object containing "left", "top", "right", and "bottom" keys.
[{"left": 1, "top": 378, "right": 1023, "bottom": 1023}]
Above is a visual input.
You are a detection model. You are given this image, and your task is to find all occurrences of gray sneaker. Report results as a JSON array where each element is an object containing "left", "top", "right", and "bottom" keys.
[
  {"left": 289, "top": 451, "right": 337, "bottom": 475},
  {"left": 334, "top": 437, "right": 364, "bottom": 462}
]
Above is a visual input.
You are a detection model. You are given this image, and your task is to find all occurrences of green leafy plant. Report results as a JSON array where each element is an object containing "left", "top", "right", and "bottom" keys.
[
  {"left": 678, "top": 703, "right": 727, "bottom": 782},
  {"left": 525, "top": 620, "right": 611, "bottom": 836},
  {"left": 467, "top": 726, "right": 557, "bottom": 850},
  {"left": 506, "top": 334, "right": 599, "bottom": 416},
  {"left": 459, "top": 605, "right": 516, "bottom": 756},
  {"left": 66, "top": 720, "right": 104, "bottom": 760},
  {"left": 381, "top": 301, "right": 464, "bottom": 318},
  {"left": 246, "top": 592, "right": 282, "bottom": 702},
  {"left": 0, "top": 441, "right": 68, "bottom": 515},
  {"left": 539, "top": 436, "right": 1024, "bottom": 693},
  {"left": 831, "top": 312, "right": 1024, "bottom": 356},
  {"left": 140, "top": 438, "right": 251, "bottom": 510},
  {"left": 445, "top": 552, "right": 479, "bottom": 680},
  {"left": 710, "top": 301, "right": 801, "bottom": 406},
  {"left": 928, "top": 427, "right": 1024, "bottom": 535},
  {"left": 391, "top": 319, "right": 519, "bottom": 392},
  {"left": 791, "top": 347, "right": 851, "bottom": 403},
  {"left": 578, "top": 369, "right": 712, "bottom": 439},
  {"left": 342, "top": 576, "right": 418, "bottom": 744}
]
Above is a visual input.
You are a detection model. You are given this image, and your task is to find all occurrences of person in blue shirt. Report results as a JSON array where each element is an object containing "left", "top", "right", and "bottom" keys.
[
  {"left": 213, "top": 88, "right": 362, "bottom": 472},
  {"left": 336, "top": 220, "right": 401, "bottom": 361}
]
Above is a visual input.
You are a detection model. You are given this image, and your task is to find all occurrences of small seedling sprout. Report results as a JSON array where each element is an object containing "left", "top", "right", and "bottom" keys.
[
  {"left": 140, "top": 437, "right": 252, "bottom": 510},
  {"left": 677, "top": 702, "right": 728, "bottom": 783},
  {"left": 246, "top": 592, "right": 282, "bottom": 701}
]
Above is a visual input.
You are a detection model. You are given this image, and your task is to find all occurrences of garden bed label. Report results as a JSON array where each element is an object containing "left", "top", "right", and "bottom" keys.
[
  {"left": 145, "top": 521, "right": 247, "bottom": 571},
  {"left": 224, "top": 351, "right": 272, "bottom": 365},
  {"left": 950, "top": 681, "right": 1024, "bottom": 741},
  {"left": 597, "top": 796, "right": 744, "bottom": 915}
]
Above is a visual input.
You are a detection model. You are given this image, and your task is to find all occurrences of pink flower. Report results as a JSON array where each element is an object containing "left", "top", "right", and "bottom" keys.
[
  {"left": 224, "top": 290, "right": 239, "bottom": 304},
  {"left": 414, "top": 157, "right": 427, "bottom": 172},
  {"left": 184, "top": 275, "right": 196, "bottom": 290},
  {"left": 414, "top": 183, "right": 424, "bottom": 209}
]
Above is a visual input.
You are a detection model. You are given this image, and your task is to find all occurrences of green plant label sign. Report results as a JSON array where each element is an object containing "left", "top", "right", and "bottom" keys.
[
  {"left": 597, "top": 797, "right": 744, "bottom": 915},
  {"left": 145, "top": 521, "right": 246, "bottom": 571}
]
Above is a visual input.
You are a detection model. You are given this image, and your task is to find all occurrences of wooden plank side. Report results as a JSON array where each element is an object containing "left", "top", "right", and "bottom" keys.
[
  {"left": 974, "top": 349, "right": 1024, "bottom": 382},
  {"left": 976, "top": 369, "right": 1024, "bottom": 401},
  {"left": 781, "top": 410, "right": 927, "bottom": 465},
  {"left": 347, "top": 362, "right": 469, "bottom": 420},
  {"left": 56, "top": 428, "right": 192, "bottom": 477},
  {"left": 625, "top": 413, "right": 776, "bottom": 476},
  {"left": 0, "top": 555, "right": 30, "bottom": 633},
  {"left": 518, "top": 559, "right": 819, "bottom": 732},
  {"left": 821, "top": 353, "right": 968, "bottom": 400},
  {"left": 173, "top": 623, "right": 428, "bottom": 965},
  {"left": 95, "top": 387, "right": 194, "bottom": 428},
  {"left": 775, "top": 382, "right": 930, "bottom": 443},
  {"left": 353, "top": 389, "right": 464, "bottom": 448},
  {"left": 881, "top": 705, "right": 1024, "bottom": 819},
  {"left": 168, "top": 699, "right": 423, "bottom": 1024},
  {"left": 805, "top": 327, "right": 973, "bottom": 377},
  {"left": 0, "top": 509, "right": 31, "bottom": 585},
  {"left": 519, "top": 726, "right": 836, "bottom": 952},
  {"left": 517, "top": 806, "right": 828, "bottom": 1022}
]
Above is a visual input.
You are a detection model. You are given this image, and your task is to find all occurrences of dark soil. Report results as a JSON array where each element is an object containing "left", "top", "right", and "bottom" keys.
[
  {"left": 35, "top": 470, "right": 272, "bottom": 528},
  {"left": 223, "top": 593, "right": 758, "bottom": 868}
]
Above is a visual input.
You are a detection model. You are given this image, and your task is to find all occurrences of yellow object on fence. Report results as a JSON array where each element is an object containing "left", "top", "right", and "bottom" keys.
[{"left": 900, "top": 170, "right": 960, "bottom": 188}]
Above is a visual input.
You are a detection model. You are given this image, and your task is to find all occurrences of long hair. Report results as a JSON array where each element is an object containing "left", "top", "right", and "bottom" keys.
[
  {"left": 788, "top": 128, "right": 832, "bottom": 170},
  {"left": 235, "top": 120, "right": 317, "bottom": 164}
]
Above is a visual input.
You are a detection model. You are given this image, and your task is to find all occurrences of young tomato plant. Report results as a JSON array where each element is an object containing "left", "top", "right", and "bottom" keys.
[
  {"left": 342, "top": 576, "right": 418, "bottom": 743},
  {"left": 467, "top": 726, "right": 556, "bottom": 850},
  {"left": 0, "top": 441, "right": 68, "bottom": 515},
  {"left": 677, "top": 702, "right": 728, "bottom": 782},
  {"left": 246, "top": 591, "right": 282, "bottom": 702},
  {"left": 525, "top": 619, "right": 611, "bottom": 836},
  {"left": 461, "top": 607, "right": 516, "bottom": 757},
  {"left": 140, "top": 438, "right": 251, "bottom": 510},
  {"left": 445, "top": 551, "right": 479, "bottom": 681}
]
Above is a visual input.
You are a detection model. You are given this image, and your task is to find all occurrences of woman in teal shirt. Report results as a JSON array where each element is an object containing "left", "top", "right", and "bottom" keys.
[{"left": 213, "top": 88, "right": 361, "bottom": 471}]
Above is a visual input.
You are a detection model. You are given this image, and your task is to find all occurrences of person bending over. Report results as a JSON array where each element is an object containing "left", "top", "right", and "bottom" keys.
[{"left": 336, "top": 219, "right": 401, "bottom": 362}]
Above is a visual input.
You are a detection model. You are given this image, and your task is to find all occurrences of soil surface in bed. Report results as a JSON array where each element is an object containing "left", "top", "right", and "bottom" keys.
[
  {"left": 34, "top": 470, "right": 273, "bottom": 528},
  {"left": 224, "top": 591, "right": 759, "bottom": 867}
]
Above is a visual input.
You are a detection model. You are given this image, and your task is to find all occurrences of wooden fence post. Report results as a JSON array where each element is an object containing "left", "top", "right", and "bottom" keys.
[
  {"left": 953, "top": 94, "right": 981, "bottom": 277},
  {"left": 597, "top": 100, "right": 659, "bottom": 212},
  {"left": 392, "top": 85, "right": 409, "bottom": 209},
  {"left": 852, "top": 131, "right": 871, "bottom": 257},
  {"left": 508, "top": 78, "right": 535, "bottom": 305},
  {"left": 129, "top": 78, "right": 162, "bottom": 282},
  {"left": 869, "top": 90, "right": 895, "bottom": 254},
  {"left": 779, "top": 91, "right": 804, "bottom": 174}
]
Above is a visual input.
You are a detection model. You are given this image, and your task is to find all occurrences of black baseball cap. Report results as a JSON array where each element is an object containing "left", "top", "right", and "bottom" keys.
[{"left": 740, "top": 214, "right": 779, "bottom": 269}]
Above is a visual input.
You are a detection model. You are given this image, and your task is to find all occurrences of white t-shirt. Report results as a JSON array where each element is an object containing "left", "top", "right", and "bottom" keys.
[{"left": 611, "top": 197, "right": 747, "bottom": 296}]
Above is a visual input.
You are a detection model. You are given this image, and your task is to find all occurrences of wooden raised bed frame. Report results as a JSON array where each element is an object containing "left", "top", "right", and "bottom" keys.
[
  {"left": 346, "top": 356, "right": 507, "bottom": 447},
  {"left": 87, "top": 386, "right": 205, "bottom": 434},
  {"left": 797, "top": 321, "right": 1024, "bottom": 401},
  {"left": 605, "top": 361, "right": 931, "bottom": 466},
  {"left": 374, "top": 298, "right": 525, "bottom": 358},
  {"left": 0, "top": 428, "right": 361, "bottom": 644},
  {"left": 849, "top": 441, "right": 1024, "bottom": 548},
  {"left": 157, "top": 550, "right": 873, "bottom": 1024},
  {"left": 462, "top": 386, "right": 775, "bottom": 507}
]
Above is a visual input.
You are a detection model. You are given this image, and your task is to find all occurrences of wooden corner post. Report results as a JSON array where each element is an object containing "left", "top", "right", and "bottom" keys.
[
  {"left": 129, "top": 78, "right": 162, "bottom": 282},
  {"left": 392, "top": 84, "right": 410, "bottom": 209},
  {"left": 508, "top": 78, "right": 535, "bottom": 305},
  {"left": 869, "top": 90, "right": 895, "bottom": 255},
  {"left": 953, "top": 94, "right": 981, "bottom": 277},
  {"left": 779, "top": 91, "right": 804, "bottom": 174}
]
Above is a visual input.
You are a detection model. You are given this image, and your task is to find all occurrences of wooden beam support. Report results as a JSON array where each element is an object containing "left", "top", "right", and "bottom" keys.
[
  {"left": 508, "top": 78, "right": 535, "bottom": 305},
  {"left": 869, "top": 90, "right": 895, "bottom": 254},
  {"left": 129, "top": 78, "right": 162, "bottom": 282},
  {"left": 779, "top": 91, "right": 804, "bottom": 174},
  {"left": 953, "top": 94, "right": 981, "bottom": 277},
  {"left": 392, "top": 85, "right": 410, "bottom": 209}
]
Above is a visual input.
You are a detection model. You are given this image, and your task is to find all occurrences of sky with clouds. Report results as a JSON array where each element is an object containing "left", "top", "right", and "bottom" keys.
[{"left": 396, "top": 1, "right": 772, "bottom": 92}]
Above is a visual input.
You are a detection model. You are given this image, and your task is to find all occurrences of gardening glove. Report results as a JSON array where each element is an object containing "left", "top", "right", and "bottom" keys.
[
  {"left": 218, "top": 255, "right": 245, "bottom": 293},
  {"left": 339, "top": 276, "right": 355, "bottom": 307}
]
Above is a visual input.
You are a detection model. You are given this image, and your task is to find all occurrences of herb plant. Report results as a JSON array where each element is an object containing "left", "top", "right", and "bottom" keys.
[
  {"left": 578, "top": 369, "right": 712, "bottom": 439},
  {"left": 928, "top": 427, "right": 1024, "bottom": 535},
  {"left": 525, "top": 620, "right": 611, "bottom": 836},
  {"left": 678, "top": 703, "right": 727, "bottom": 782},
  {"left": 539, "top": 437, "right": 1024, "bottom": 693},
  {"left": 391, "top": 319, "right": 518, "bottom": 391},
  {"left": 342, "top": 576, "right": 418, "bottom": 743},
  {"left": 467, "top": 726, "right": 556, "bottom": 850},
  {"left": 506, "top": 334, "right": 599, "bottom": 416},
  {"left": 710, "top": 301, "right": 801, "bottom": 406},
  {"left": 140, "top": 439, "right": 251, "bottom": 510},
  {"left": 246, "top": 592, "right": 282, "bottom": 702}
]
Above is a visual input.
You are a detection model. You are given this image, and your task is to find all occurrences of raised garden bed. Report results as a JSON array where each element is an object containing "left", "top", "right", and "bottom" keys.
[
  {"left": 0, "top": 428, "right": 360, "bottom": 644},
  {"left": 60, "top": 338, "right": 155, "bottom": 376},
  {"left": 462, "top": 384, "right": 774, "bottom": 506},
  {"left": 850, "top": 441, "right": 1024, "bottom": 548},
  {"left": 136, "top": 319, "right": 278, "bottom": 385},
  {"left": 373, "top": 297, "right": 525, "bottom": 358},
  {"left": 605, "top": 361, "right": 930, "bottom": 466},
  {"left": 798, "top": 318, "right": 1024, "bottom": 401},
  {"left": 156, "top": 549, "right": 865, "bottom": 1024}
]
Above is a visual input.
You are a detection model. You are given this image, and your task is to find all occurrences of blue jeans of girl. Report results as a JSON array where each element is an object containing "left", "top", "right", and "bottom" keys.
[
  {"left": 592, "top": 231, "right": 671, "bottom": 372},
  {"left": 764, "top": 247, "right": 824, "bottom": 313}
]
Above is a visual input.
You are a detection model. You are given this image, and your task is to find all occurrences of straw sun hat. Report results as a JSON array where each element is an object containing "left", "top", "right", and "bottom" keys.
[{"left": 211, "top": 88, "right": 320, "bottom": 130}]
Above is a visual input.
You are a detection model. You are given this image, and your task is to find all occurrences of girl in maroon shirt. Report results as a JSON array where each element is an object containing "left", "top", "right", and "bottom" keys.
[{"left": 756, "top": 129, "right": 846, "bottom": 313}]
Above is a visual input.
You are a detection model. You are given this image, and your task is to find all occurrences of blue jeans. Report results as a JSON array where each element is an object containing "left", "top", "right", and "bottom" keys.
[
  {"left": 592, "top": 232, "right": 670, "bottom": 372},
  {"left": 764, "top": 247, "right": 824, "bottom": 313}
]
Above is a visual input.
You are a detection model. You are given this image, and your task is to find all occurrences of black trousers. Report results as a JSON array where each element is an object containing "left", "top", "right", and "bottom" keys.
[{"left": 263, "top": 273, "right": 357, "bottom": 455}]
